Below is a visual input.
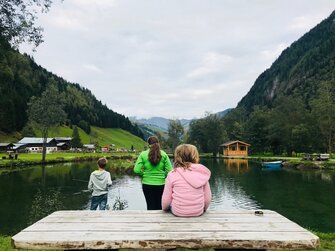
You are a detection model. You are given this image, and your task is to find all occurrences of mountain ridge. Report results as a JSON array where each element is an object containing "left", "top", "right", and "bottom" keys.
[
  {"left": 131, "top": 116, "right": 192, "bottom": 131},
  {"left": 131, "top": 109, "right": 232, "bottom": 140},
  {"left": 219, "top": 10, "right": 335, "bottom": 154},
  {"left": 237, "top": 10, "right": 335, "bottom": 111}
]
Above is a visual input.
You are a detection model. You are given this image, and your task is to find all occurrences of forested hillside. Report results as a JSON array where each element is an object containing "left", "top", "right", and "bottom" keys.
[
  {"left": 238, "top": 11, "right": 335, "bottom": 109},
  {"left": 187, "top": 10, "right": 335, "bottom": 155},
  {"left": 222, "top": 10, "right": 335, "bottom": 154},
  {"left": 0, "top": 38, "right": 143, "bottom": 139}
]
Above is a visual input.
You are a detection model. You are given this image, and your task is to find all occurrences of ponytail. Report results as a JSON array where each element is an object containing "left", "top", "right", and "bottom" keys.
[{"left": 147, "top": 136, "right": 161, "bottom": 165}]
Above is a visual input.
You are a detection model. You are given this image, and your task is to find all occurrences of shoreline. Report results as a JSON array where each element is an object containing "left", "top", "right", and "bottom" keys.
[
  {"left": 1, "top": 153, "right": 335, "bottom": 171},
  {"left": 0, "top": 152, "right": 136, "bottom": 169},
  {"left": 217, "top": 155, "right": 335, "bottom": 170}
]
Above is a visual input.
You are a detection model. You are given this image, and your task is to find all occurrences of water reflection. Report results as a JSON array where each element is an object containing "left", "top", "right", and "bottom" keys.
[
  {"left": 206, "top": 158, "right": 260, "bottom": 210},
  {"left": 108, "top": 176, "right": 146, "bottom": 210},
  {"left": 224, "top": 158, "right": 249, "bottom": 174},
  {"left": 1, "top": 159, "right": 335, "bottom": 235},
  {"left": 29, "top": 188, "right": 64, "bottom": 225},
  {"left": 321, "top": 172, "right": 333, "bottom": 182}
]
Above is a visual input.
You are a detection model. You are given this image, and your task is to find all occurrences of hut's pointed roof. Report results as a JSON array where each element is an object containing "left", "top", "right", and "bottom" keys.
[{"left": 221, "top": 140, "right": 250, "bottom": 146}]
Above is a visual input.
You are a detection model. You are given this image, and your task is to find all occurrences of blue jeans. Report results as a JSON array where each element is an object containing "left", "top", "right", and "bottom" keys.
[{"left": 90, "top": 193, "right": 108, "bottom": 210}]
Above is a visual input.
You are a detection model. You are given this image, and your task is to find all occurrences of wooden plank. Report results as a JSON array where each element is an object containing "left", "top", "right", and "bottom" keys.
[
  {"left": 13, "top": 230, "right": 319, "bottom": 241},
  {"left": 46, "top": 213, "right": 282, "bottom": 219},
  {"left": 12, "top": 210, "right": 320, "bottom": 250},
  {"left": 49, "top": 209, "right": 278, "bottom": 216},
  {"left": 39, "top": 210, "right": 288, "bottom": 221},
  {"left": 39, "top": 210, "right": 289, "bottom": 224},
  {"left": 23, "top": 222, "right": 307, "bottom": 232},
  {"left": 39, "top": 216, "right": 291, "bottom": 223},
  {"left": 44, "top": 210, "right": 285, "bottom": 221},
  {"left": 12, "top": 231, "right": 319, "bottom": 250}
]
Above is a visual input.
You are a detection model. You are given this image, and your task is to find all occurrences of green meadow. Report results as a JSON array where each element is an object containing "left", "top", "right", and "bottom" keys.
[{"left": 0, "top": 126, "right": 146, "bottom": 151}]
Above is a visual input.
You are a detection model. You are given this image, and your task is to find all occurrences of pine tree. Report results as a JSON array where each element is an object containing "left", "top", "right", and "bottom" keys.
[{"left": 71, "top": 126, "right": 83, "bottom": 148}]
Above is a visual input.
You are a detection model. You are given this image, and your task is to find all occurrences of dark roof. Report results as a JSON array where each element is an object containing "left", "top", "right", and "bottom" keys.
[
  {"left": 0, "top": 143, "right": 14, "bottom": 147},
  {"left": 221, "top": 140, "right": 251, "bottom": 146},
  {"left": 13, "top": 143, "right": 27, "bottom": 150},
  {"left": 57, "top": 142, "right": 69, "bottom": 146}
]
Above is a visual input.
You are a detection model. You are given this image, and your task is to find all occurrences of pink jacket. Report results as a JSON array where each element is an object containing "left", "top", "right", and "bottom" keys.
[{"left": 161, "top": 163, "right": 212, "bottom": 217}]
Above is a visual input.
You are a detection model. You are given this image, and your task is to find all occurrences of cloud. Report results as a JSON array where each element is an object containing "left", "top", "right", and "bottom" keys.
[
  {"left": 187, "top": 52, "right": 233, "bottom": 79},
  {"left": 289, "top": 15, "right": 324, "bottom": 31},
  {"left": 44, "top": 9, "right": 87, "bottom": 31},
  {"left": 20, "top": 0, "right": 335, "bottom": 119},
  {"left": 82, "top": 64, "right": 103, "bottom": 73},
  {"left": 261, "top": 43, "right": 288, "bottom": 61},
  {"left": 191, "top": 89, "right": 213, "bottom": 97},
  {"left": 71, "top": 0, "right": 116, "bottom": 8}
]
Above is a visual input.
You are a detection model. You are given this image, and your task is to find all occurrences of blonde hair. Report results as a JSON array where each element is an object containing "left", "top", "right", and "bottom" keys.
[{"left": 174, "top": 144, "right": 200, "bottom": 169}]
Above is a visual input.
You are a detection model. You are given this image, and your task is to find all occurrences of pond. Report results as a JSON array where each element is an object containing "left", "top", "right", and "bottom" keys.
[{"left": 0, "top": 158, "right": 335, "bottom": 236}]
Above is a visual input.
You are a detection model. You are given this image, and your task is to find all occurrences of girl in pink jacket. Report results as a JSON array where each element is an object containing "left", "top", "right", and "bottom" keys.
[{"left": 161, "top": 144, "right": 212, "bottom": 217}]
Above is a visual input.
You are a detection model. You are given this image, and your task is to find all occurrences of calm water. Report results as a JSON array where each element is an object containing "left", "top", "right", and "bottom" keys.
[{"left": 1, "top": 158, "right": 335, "bottom": 235}]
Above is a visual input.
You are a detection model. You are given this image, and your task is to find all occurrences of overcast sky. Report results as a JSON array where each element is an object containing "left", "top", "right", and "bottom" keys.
[{"left": 20, "top": 0, "right": 335, "bottom": 119}]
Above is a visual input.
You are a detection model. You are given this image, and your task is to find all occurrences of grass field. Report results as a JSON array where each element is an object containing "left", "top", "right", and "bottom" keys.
[
  {"left": 0, "top": 152, "right": 136, "bottom": 161},
  {"left": 90, "top": 127, "right": 145, "bottom": 150},
  {"left": 36, "top": 126, "right": 146, "bottom": 151},
  {"left": 0, "top": 125, "right": 146, "bottom": 151},
  {"left": 0, "top": 152, "right": 137, "bottom": 170}
]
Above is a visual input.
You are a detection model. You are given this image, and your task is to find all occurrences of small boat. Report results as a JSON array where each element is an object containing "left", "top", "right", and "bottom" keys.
[{"left": 261, "top": 161, "right": 283, "bottom": 169}]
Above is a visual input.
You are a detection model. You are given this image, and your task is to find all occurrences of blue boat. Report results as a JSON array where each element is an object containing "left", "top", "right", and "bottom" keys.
[{"left": 261, "top": 161, "right": 283, "bottom": 169}]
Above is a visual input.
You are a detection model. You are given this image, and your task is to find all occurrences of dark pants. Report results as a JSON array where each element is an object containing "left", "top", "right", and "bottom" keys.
[
  {"left": 142, "top": 184, "right": 165, "bottom": 210},
  {"left": 90, "top": 193, "right": 108, "bottom": 210}
]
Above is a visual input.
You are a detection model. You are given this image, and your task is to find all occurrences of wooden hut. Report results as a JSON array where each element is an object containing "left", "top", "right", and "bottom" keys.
[{"left": 221, "top": 140, "right": 250, "bottom": 156}]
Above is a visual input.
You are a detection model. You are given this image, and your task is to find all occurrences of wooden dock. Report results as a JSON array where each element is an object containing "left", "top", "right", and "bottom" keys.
[{"left": 12, "top": 210, "right": 319, "bottom": 250}]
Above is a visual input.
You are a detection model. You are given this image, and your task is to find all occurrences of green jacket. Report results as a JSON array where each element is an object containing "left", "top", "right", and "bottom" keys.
[{"left": 134, "top": 149, "right": 172, "bottom": 185}]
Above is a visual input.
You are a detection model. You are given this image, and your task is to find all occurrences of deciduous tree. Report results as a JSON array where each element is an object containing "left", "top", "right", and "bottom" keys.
[
  {"left": 244, "top": 106, "right": 271, "bottom": 154},
  {"left": 27, "top": 84, "right": 66, "bottom": 162},
  {"left": 223, "top": 107, "right": 247, "bottom": 140},
  {"left": 188, "top": 113, "right": 227, "bottom": 156},
  {"left": 267, "top": 96, "right": 309, "bottom": 155},
  {"left": 167, "top": 119, "right": 184, "bottom": 151},
  {"left": 0, "top": 0, "right": 54, "bottom": 48},
  {"left": 310, "top": 81, "right": 335, "bottom": 153}
]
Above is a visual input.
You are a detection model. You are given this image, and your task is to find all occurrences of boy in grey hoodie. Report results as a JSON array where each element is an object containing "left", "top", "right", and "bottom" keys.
[{"left": 88, "top": 157, "right": 112, "bottom": 210}]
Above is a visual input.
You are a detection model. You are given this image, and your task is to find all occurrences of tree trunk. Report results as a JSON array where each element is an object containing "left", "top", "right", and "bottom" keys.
[
  {"left": 42, "top": 127, "right": 48, "bottom": 163},
  {"left": 41, "top": 165, "right": 46, "bottom": 188}
]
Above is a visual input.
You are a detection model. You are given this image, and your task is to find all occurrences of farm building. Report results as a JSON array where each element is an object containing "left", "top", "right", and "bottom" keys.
[
  {"left": 55, "top": 137, "right": 72, "bottom": 151},
  {"left": 83, "top": 144, "right": 95, "bottom": 152},
  {"left": 17, "top": 137, "right": 58, "bottom": 153},
  {"left": 0, "top": 143, "right": 14, "bottom": 152}
]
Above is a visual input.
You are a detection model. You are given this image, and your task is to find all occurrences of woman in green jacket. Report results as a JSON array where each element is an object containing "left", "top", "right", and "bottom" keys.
[{"left": 134, "top": 136, "right": 172, "bottom": 210}]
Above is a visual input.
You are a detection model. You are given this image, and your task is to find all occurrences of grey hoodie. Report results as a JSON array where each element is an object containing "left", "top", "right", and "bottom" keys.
[{"left": 88, "top": 170, "right": 112, "bottom": 196}]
